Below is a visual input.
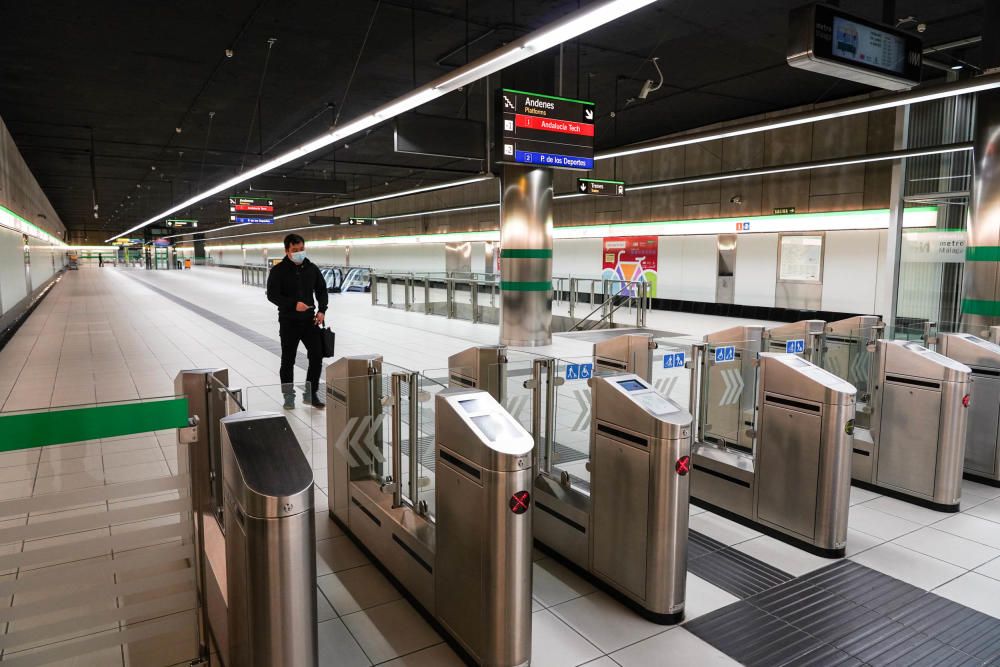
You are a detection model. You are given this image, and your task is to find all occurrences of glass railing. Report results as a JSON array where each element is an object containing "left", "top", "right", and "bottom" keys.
[
  {"left": 648, "top": 336, "right": 701, "bottom": 412},
  {"left": 0, "top": 395, "right": 202, "bottom": 666}
]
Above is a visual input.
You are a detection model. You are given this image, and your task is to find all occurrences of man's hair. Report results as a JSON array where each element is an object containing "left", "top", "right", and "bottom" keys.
[{"left": 284, "top": 233, "right": 305, "bottom": 250}]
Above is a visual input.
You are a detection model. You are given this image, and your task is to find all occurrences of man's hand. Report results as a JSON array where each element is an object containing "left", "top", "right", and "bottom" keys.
[
  {"left": 295, "top": 301, "right": 310, "bottom": 312},
  {"left": 315, "top": 312, "right": 325, "bottom": 325}
]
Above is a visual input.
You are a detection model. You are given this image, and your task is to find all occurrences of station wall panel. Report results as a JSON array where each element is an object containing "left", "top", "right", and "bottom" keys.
[
  {"left": 350, "top": 244, "right": 444, "bottom": 272},
  {"left": 0, "top": 227, "right": 27, "bottom": 312},
  {"left": 553, "top": 238, "right": 602, "bottom": 280},
  {"left": 734, "top": 233, "right": 778, "bottom": 307},
  {"left": 822, "top": 230, "right": 880, "bottom": 314}
]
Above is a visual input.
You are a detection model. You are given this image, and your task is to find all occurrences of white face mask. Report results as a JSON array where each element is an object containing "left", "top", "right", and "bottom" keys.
[{"left": 290, "top": 250, "right": 307, "bottom": 264}]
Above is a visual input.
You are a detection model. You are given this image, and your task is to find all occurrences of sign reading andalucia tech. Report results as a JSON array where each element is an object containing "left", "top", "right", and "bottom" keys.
[{"left": 496, "top": 88, "right": 595, "bottom": 171}]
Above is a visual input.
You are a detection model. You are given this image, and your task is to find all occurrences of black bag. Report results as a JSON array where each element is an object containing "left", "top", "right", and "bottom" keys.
[{"left": 319, "top": 325, "right": 336, "bottom": 358}]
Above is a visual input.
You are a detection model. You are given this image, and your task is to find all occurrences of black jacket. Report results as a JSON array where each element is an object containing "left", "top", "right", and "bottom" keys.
[{"left": 266, "top": 257, "right": 328, "bottom": 322}]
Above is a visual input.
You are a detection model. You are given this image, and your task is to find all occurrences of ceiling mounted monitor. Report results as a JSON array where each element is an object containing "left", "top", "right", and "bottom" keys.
[{"left": 787, "top": 4, "right": 922, "bottom": 91}]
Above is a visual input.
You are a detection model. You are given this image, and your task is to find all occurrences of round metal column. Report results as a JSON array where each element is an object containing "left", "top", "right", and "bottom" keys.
[{"left": 499, "top": 165, "right": 553, "bottom": 346}]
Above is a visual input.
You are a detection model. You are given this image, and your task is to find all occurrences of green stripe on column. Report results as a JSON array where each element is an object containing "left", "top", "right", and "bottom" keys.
[
  {"left": 0, "top": 398, "right": 190, "bottom": 452},
  {"left": 962, "top": 299, "right": 1000, "bottom": 317},
  {"left": 499, "top": 248, "right": 553, "bottom": 259},
  {"left": 966, "top": 246, "right": 1000, "bottom": 262},
  {"left": 501, "top": 281, "right": 553, "bottom": 291}
]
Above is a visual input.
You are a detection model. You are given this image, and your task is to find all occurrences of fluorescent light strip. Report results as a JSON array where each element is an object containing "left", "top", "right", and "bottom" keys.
[
  {"left": 106, "top": 0, "right": 656, "bottom": 242},
  {"left": 598, "top": 74, "right": 1000, "bottom": 160},
  {"left": 630, "top": 143, "right": 973, "bottom": 192},
  {"left": 0, "top": 206, "right": 67, "bottom": 247}
]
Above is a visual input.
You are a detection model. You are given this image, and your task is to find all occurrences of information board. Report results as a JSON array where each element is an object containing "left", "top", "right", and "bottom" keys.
[
  {"left": 496, "top": 89, "right": 594, "bottom": 171},
  {"left": 578, "top": 178, "right": 625, "bottom": 197},
  {"left": 229, "top": 196, "right": 275, "bottom": 224}
]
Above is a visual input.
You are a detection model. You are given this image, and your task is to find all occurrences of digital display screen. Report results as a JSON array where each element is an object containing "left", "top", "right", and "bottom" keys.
[
  {"left": 617, "top": 379, "right": 647, "bottom": 392},
  {"left": 831, "top": 16, "right": 906, "bottom": 74},
  {"left": 459, "top": 398, "right": 493, "bottom": 414}
]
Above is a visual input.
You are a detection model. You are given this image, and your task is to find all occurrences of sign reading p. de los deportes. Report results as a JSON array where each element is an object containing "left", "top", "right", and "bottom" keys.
[{"left": 496, "top": 89, "right": 595, "bottom": 172}]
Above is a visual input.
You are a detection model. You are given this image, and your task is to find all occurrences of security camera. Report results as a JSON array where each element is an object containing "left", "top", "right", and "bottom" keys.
[
  {"left": 637, "top": 57, "right": 664, "bottom": 100},
  {"left": 730, "top": 195, "right": 743, "bottom": 204},
  {"left": 225, "top": 48, "right": 234, "bottom": 58},
  {"left": 917, "top": 23, "right": 927, "bottom": 33},
  {"left": 638, "top": 80, "right": 655, "bottom": 100}
]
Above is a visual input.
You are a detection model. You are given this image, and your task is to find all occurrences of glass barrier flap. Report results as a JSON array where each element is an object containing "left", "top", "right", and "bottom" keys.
[
  {"left": 649, "top": 338, "right": 698, "bottom": 410},
  {"left": 700, "top": 340, "right": 759, "bottom": 453}
]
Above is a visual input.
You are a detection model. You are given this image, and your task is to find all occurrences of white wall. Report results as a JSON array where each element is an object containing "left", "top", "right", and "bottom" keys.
[
  {"left": 553, "top": 238, "right": 603, "bottom": 279},
  {"left": 734, "top": 233, "right": 778, "bottom": 307},
  {"left": 821, "top": 230, "right": 881, "bottom": 315},
  {"left": 0, "top": 227, "right": 27, "bottom": 311},
  {"left": 350, "top": 244, "right": 445, "bottom": 272},
  {"left": 658, "top": 236, "right": 718, "bottom": 303}
]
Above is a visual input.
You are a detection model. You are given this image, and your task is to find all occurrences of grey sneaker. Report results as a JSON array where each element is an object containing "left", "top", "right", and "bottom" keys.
[{"left": 283, "top": 395, "right": 295, "bottom": 410}]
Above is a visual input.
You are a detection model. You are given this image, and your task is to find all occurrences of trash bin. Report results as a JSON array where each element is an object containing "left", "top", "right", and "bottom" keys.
[
  {"left": 184, "top": 258, "right": 192, "bottom": 269},
  {"left": 220, "top": 411, "right": 318, "bottom": 667}
]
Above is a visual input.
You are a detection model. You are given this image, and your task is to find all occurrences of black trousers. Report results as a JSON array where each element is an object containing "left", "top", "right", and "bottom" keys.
[{"left": 279, "top": 318, "right": 323, "bottom": 396}]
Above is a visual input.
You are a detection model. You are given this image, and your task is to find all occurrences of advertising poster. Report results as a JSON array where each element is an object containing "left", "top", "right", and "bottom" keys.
[{"left": 601, "top": 236, "right": 658, "bottom": 297}]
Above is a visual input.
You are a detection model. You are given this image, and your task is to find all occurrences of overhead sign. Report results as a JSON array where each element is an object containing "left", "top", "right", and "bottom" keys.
[
  {"left": 787, "top": 4, "right": 921, "bottom": 91},
  {"left": 309, "top": 216, "right": 341, "bottom": 226},
  {"left": 496, "top": 88, "right": 595, "bottom": 171},
  {"left": 343, "top": 217, "right": 378, "bottom": 226},
  {"left": 165, "top": 218, "right": 197, "bottom": 228},
  {"left": 578, "top": 178, "right": 625, "bottom": 197},
  {"left": 773, "top": 207, "right": 796, "bottom": 215},
  {"left": 229, "top": 196, "right": 275, "bottom": 224}
]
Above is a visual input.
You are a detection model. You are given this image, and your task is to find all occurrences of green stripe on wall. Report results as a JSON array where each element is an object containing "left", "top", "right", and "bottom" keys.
[
  {"left": 966, "top": 246, "right": 1000, "bottom": 262},
  {"left": 499, "top": 248, "right": 553, "bottom": 259},
  {"left": 0, "top": 398, "right": 190, "bottom": 452},
  {"left": 501, "top": 281, "right": 552, "bottom": 292},
  {"left": 962, "top": 299, "right": 1000, "bottom": 317}
]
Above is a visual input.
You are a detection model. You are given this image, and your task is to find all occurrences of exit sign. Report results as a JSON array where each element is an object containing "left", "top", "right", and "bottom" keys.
[{"left": 773, "top": 207, "right": 796, "bottom": 215}]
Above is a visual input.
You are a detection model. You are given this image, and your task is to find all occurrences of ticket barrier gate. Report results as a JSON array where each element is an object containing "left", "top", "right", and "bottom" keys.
[
  {"left": 692, "top": 352, "right": 856, "bottom": 556},
  {"left": 764, "top": 319, "right": 825, "bottom": 361},
  {"left": 448, "top": 345, "right": 693, "bottom": 623},
  {"left": 853, "top": 340, "right": 971, "bottom": 511},
  {"left": 593, "top": 333, "right": 657, "bottom": 378},
  {"left": 935, "top": 334, "right": 1000, "bottom": 487},
  {"left": 821, "top": 316, "right": 883, "bottom": 429},
  {"left": 326, "top": 355, "right": 533, "bottom": 667},
  {"left": 448, "top": 344, "right": 507, "bottom": 400},
  {"left": 176, "top": 369, "right": 319, "bottom": 667}
]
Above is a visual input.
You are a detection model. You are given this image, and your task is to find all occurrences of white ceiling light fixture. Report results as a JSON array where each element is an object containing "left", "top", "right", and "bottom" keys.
[
  {"left": 106, "top": 0, "right": 657, "bottom": 242},
  {"left": 598, "top": 73, "right": 1000, "bottom": 161}
]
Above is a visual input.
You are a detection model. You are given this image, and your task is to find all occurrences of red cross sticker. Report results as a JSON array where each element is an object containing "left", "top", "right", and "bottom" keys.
[
  {"left": 675, "top": 455, "right": 691, "bottom": 476},
  {"left": 509, "top": 491, "right": 531, "bottom": 515}
]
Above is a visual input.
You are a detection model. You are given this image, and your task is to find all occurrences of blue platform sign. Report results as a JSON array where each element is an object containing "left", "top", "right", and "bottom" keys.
[
  {"left": 564, "top": 363, "right": 593, "bottom": 380},
  {"left": 785, "top": 339, "right": 806, "bottom": 354},
  {"left": 663, "top": 352, "right": 686, "bottom": 369},
  {"left": 715, "top": 346, "right": 736, "bottom": 363},
  {"left": 514, "top": 150, "right": 593, "bottom": 170}
]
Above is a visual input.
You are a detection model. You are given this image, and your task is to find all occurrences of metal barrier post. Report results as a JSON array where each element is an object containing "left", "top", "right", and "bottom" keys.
[
  {"left": 569, "top": 277, "right": 577, "bottom": 319},
  {"left": 408, "top": 373, "right": 420, "bottom": 509},
  {"left": 372, "top": 275, "right": 379, "bottom": 305},
  {"left": 688, "top": 343, "right": 705, "bottom": 444},
  {"left": 391, "top": 372, "right": 405, "bottom": 508},
  {"left": 530, "top": 359, "right": 545, "bottom": 471},
  {"left": 404, "top": 276, "right": 412, "bottom": 311},
  {"left": 471, "top": 282, "right": 479, "bottom": 323}
]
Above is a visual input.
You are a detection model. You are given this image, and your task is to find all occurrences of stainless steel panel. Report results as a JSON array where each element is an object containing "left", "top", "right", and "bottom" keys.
[
  {"left": 775, "top": 281, "right": 823, "bottom": 310},
  {"left": 965, "top": 373, "right": 1000, "bottom": 476},
  {"left": 448, "top": 345, "right": 507, "bottom": 400},
  {"left": 592, "top": 433, "right": 649, "bottom": 599},
  {"left": 500, "top": 165, "right": 553, "bottom": 347},
  {"left": 690, "top": 444, "right": 755, "bottom": 519},
  {"left": 757, "top": 399, "right": 821, "bottom": 539},
  {"left": 963, "top": 88, "right": 1000, "bottom": 331},
  {"left": 876, "top": 381, "right": 941, "bottom": 497},
  {"left": 851, "top": 428, "right": 875, "bottom": 482},
  {"left": 446, "top": 241, "right": 473, "bottom": 275},
  {"left": 593, "top": 333, "right": 655, "bottom": 380},
  {"left": 716, "top": 234, "right": 736, "bottom": 305}
]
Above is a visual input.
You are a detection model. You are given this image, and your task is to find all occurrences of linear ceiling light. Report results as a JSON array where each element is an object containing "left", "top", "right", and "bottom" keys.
[
  {"left": 597, "top": 73, "right": 1000, "bottom": 160},
  {"left": 106, "top": 0, "right": 656, "bottom": 242}
]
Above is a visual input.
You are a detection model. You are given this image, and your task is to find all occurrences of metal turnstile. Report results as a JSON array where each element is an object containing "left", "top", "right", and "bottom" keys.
[
  {"left": 692, "top": 353, "right": 856, "bottom": 556},
  {"left": 326, "top": 356, "right": 534, "bottom": 667},
  {"left": 448, "top": 344, "right": 507, "bottom": 399},
  {"left": 936, "top": 334, "right": 1000, "bottom": 486},
  {"left": 822, "top": 316, "right": 883, "bottom": 429},
  {"left": 548, "top": 373, "right": 691, "bottom": 623},
  {"left": 593, "top": 333, "right": 656, "bottom": 378},
  {"left": 853, "top": 340, "right": 972, "bottom": 511},
  {"left": 220, "top": 411, "right": 318, "bottom": 667},
  {"left": 765, "top": 319, "right": 826, "bottom": 361}
]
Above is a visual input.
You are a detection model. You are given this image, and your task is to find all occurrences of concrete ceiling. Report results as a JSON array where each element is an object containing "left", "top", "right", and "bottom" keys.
[{"left": 0, "top": 0, "right": 986, "bottom": 237}]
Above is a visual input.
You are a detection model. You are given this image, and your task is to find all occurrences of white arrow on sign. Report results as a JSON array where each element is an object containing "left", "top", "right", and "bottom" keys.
[
  {"left": 849, "top": 351, "right": 869, "bottom": 385},
  {"left": 579, "top": 182, "right": 588, "bottom": 192},
  {"left": 584, "top": 108, "right": 594, "bottom": 121},
  {"left": 719, "top": 368, "right": 744, "bottom": 406}
]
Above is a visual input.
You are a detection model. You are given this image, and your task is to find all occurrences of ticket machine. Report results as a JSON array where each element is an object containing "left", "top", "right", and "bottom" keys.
[
  {"left": 937, "top": 333, "right": 1000, "bottom": 486},
  {"left": 853, "top": 340, "right": 972, "bottom": 510}
]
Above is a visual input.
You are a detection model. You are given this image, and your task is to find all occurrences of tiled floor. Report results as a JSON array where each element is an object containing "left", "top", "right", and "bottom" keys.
[{"left": 0, "top": 266, "right": 998, "bottom": 665}]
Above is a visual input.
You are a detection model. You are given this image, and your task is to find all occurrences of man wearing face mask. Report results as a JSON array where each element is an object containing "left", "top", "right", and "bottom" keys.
[{"left": 266, "top": 233, "right": 329, "bottom": 409}]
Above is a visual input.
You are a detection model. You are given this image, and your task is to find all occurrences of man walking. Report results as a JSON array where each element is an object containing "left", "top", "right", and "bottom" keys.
[{"left": 266, "top": 233, "right": 328, "bottom": 409}]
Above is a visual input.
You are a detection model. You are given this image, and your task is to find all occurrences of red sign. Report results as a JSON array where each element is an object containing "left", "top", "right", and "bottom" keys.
[
  {"left": 234, "top": 204, "right": 273, "bottom": 213},
  {"left": 515, "top": 114, "right": 594, "bottom": 136},
  {"left": 675, "top": 455, "right": 691, "bottom": 476},
  {"left": 602, "top": 236, "right": 659, "bottom": 297},
  {"left": 509, "top": 491, "right": 531, "bottom": 515}
]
